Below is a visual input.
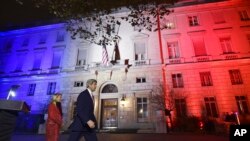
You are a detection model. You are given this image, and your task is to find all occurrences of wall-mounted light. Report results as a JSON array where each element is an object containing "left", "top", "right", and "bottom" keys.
[
  {"left": 6, "top": 85, "right": 20, "bottom": 100},
  {"left": 121, "top": 94, "right": 126, "bottom": 101}
]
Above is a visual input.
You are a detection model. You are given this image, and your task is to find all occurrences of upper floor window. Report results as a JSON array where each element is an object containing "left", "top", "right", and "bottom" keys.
[
  {"left": 136, "top": 77, "right": 146, "bottom": 83},
  {"left": 32, "top": 52, "right": 44, "bottom": 70},
  {"left": 247, "top": 34, "right": 250, "bottom": 47},
  {"left": 175, "top": 98, "right": 187, "bottom": 117},
  {"left": 167, "top": 41, "right": 180, "bottom": 59},
  {"left": 51, "top": 50, "right": 63, "bottom": 69},
  {"left": 172, "top": 73, "right": 184, "bottom": 88},
  {"left": 212, "top": 11, "right": 225, "bottom": 24},
  {"left": 239, "top": 10, "right": 250, "bottom": 21},
  {"left": 229, "top": 69, "right": 243, "bottom": 85},
  {"left": 137, "top": 97, "right": 148, "bottom": 122},
  {"left": 204, "top": 97, "right": 218, "bottom": 118},
  {"left": 235, "top": 96, "right": 249, "bottom": 114},
  {"left": 200, "top": 72, "right": 213, "bottom": 86},
  {"left": 27, "top": 84, "right": 36, "bottom": 96},
  {"left": 220, "top": 37, "right": 233, "bottom": 54},
  {"left": 74, "top": 81, "right": 84, "bottom": 87},
  {"left": 188, "top": 16, "right": 199, "bottom": 26},
  {"left": 39, "top": 34, "right": 47, "bottom": 44},
  {"left": 192, "top": 37, "right": 207, "bottom": 56},
  {"left": 22, "top": 38, "right": 29, "bottom": 47},
  {"left": 134, "top": 42, "right": 146, "bottom": 61},
  {"left": 47, "top": 82, "right": 56, "bottom": 95},
  {"left": 15, "top": 53, "right": 27, "bottom": 72},
  {"left": 3, "top": 39, "right": 13, "bottom": 52},
  {"left": 56, "top": 31, "right": 65, "bottom": 42},
  {"left": 76, "top": 49, "right": 87, "bottom": 66}
]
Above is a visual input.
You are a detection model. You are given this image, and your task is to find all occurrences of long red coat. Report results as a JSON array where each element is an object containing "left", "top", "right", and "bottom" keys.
[{"left": 46, "top": 103, "right": 62, "bottom": 141}]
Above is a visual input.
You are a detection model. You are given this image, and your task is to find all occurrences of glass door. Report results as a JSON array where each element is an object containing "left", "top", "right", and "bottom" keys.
[{"left": 101, "top": 99, "right": 118, "bottom": 128}]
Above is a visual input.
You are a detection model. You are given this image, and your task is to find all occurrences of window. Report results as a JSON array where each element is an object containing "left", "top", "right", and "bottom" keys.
[
  {"left": 239, "top": 10, "right": 250, "bottom": 21},
  {"left": 15, "top": 53, "right": 27, "bottom": 72},
  {"left": 212, "top": 11, "right": 225, "bottom": 24},
  {"left": 188, "top": 16, "right": 199, "bottom": 26},
  {"left": 39, "top": 34, "right": 47, "bottom": 44},
  {"left": 32, "top": 52, "right": 43, "bottom": 70},
  {"left": 167, "top": 41, "right": 180, "bottom": 59},
  {"left": 137, "top": 97, "right": 148, "bottom": 122},
  {"left": 229, "top": 69, "right": 243, "bottom": 85},
  {"left": 56, "top": 31, "right": 65, "bottom": 42},
  {"left": 22, "top": 38, "right": 29, "bottom": 47},
  {"left": 51, "top": 51, "right": 63, "bottom": 69},
  {"left": 247, "top": 34, "right": 250, "bottom": 46},
  {"left": 192, "top": 37, "right": 207, "bottom": 56},
  {"left": 172, "top": 73, "right": 184, "bottom": 88},
  {"left": 134, "top": 42, "right": 146, "bottom": 60},
  {"left": 136, "top": 77, "right": 146, "bottom": 83},
  {"left": 0, "top": 59, "right": 5, "bottom": 73},
  {"left": 74, "top": 81, "right": 84, "bottom": 87},
  {"left": 27, "top": 84, "right": 36, "bottom": 96},
  {"left": 235, "top": 96, "right": 249, "bottom": 114},
  {"left": 200, "top": 72, "right": 213, "bottom": 86},
  {"left": 3, "top": 39, "right": 13, "bottom": 52},
  {"left": 76, "top": 49, "right": 87, "bottom": 66},
  {"left": 204, "top": 97, "right": 218, "bottom": 118},
  {"left": 220, "top": 37, "right": 233, "bottom": 54},
  {"left": 47, "top": 82, "right": 56, "bottom": 95},
  {"left": 101, "top": 84, "right": 118, "bottom": 93},
  {"left": 175, "top": 99, "right": 187, "bottom": 117}
]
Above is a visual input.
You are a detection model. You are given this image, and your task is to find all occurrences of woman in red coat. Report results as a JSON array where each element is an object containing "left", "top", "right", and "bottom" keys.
[{"left": 46, "top": 93, "right": 63, "bottom": 141}]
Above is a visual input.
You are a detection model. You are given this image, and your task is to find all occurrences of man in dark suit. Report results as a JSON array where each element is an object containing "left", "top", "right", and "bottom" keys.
[{"left": 68, "top": 79, "right": 98, "bottom": 141}]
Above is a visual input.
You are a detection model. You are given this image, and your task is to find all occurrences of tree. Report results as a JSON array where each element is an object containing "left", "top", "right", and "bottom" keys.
[
  {"left": 16, "top": 0, "right": 178, "bottom": 45},
  {"left": 150, "top": 84, "right": 175, "bottom": 132}
]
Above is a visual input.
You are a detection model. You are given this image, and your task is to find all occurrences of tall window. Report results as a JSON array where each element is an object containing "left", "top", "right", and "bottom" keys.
[
  {"left": 204, "top": 97, "right": 218, "bottom": 118},
  {"left": 27, "top": 84, "right": 36, "bottom": 96},
  {"left": 3, "top": 39, "right": 13, "bottom": 52},
  {"left": 56, "top": 31, "right": 65, "bottom": 42},
  {"left": 15, "top": 53, "right": 26, "bottom": 72},
  {"left": 235, "top": 96, "right": 249, "bottom": 114},
  {"left": 51, "top": 51, "right": 63, "bottom": 68},
  {"left": 137, "top": 97, "right": 148, "bottom": 122},
  {"left": 200, "top": 72, "right": 213, "bottom": 86},
  {"left": 212, "top": 11, "right": 225, "bottom": 24},
  {"left": 167, "top": 41, "right": 180, "bottom": 59},
  {"left": 33, "top": 52, "right": 43, "bottom": 70},
  {"left": 175, "top": 98, "right": 187, "bottom": 117},
  {"left": 76, "top": 49, "right": 87, "bottom": 66},
  {"left": 0, "top": 59, "right": 5, "bottom": 73},
  {"left": 134, "top": 42, "right": 146, "bottom": 60},
  {"left": 47, "top": 82, "right": 56, "bottom": 95},
  {"left": 22, "top": 38, "right": 29, "bottom": 47},
  {"left": 172, "top": 73, "right": 184, "bottom": 88},
  {"left": 247, "top": 34, "right": 250, "bottom": 46},
  {"left": 229, "top": 69, "right": 243, "bottom": 85},
  {"left": 220, "top": 37, "right": 233, "bottom": 54},
  {"left": 192, "top": 37, "right": 207, "bottom": 56},
  {"left": 188, "top": 16, "right": 199, "bottom": 26},
  {"left": 38, "top": 34, "right": 47, "bottom": 44},
  {"left": 239, "top": 10, "right": 250, "bottom": 21}
]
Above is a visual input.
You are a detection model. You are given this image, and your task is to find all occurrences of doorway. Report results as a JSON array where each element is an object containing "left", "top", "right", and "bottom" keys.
[{"left": 101, "top": 99, "right": 118, "bottom": 129}]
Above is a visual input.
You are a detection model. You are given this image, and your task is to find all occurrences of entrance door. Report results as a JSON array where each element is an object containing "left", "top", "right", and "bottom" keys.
[{"left": 101, "top": 99, "right": 118, "bottom": 128}]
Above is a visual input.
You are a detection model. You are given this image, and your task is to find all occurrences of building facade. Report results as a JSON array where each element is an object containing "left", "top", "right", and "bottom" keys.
[{"left": 0, "top": 0, "right": 250, "bottom": 133}]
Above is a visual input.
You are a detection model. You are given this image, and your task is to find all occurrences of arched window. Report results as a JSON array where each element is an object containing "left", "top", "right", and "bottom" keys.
[{"left": 101, "top": 84, "right": 118, "bottom": 93}]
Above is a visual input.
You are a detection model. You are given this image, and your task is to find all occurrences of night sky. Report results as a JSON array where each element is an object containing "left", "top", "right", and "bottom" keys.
[{"left": 0, "top": 0, "right": 56, "bottom": 31}]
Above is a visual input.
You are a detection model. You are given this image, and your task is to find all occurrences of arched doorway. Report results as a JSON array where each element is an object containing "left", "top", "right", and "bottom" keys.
[{"left": 100, "top": 83, "right": 118, "bottom": 129}]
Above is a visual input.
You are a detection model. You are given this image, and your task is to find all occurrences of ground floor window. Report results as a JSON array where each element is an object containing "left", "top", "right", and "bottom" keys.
[{"left": 137, "top": 97, "right": 148, "bottom": 122}]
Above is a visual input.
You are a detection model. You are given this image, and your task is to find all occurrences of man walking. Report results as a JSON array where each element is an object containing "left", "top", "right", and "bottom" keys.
[{"left": 68, "top": 79, "right": 98, "bottom": 141}]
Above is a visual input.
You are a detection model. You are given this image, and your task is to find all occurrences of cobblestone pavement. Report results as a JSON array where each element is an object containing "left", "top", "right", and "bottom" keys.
[{"left": 11, "top": 132, "right": 229, "bottom": 141}]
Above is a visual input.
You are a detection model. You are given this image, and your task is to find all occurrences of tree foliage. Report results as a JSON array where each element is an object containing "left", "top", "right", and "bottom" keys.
[{"left": 16, "top": 0, "right": 178, "bottom": 45}]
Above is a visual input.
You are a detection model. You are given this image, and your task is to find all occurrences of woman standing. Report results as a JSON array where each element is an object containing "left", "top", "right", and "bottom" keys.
[{"left": 46, "top": 93, "right": 63, "bottom": 141}]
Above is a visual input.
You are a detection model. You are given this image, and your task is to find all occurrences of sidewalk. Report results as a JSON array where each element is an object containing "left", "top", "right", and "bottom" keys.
[{"left": 11, "top": 132, "right": 229, "bottom": 141}]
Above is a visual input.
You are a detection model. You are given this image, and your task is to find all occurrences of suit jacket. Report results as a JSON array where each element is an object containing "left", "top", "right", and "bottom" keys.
[{"left": 69, "top": 89, "right": 97, "bottom": 131}]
